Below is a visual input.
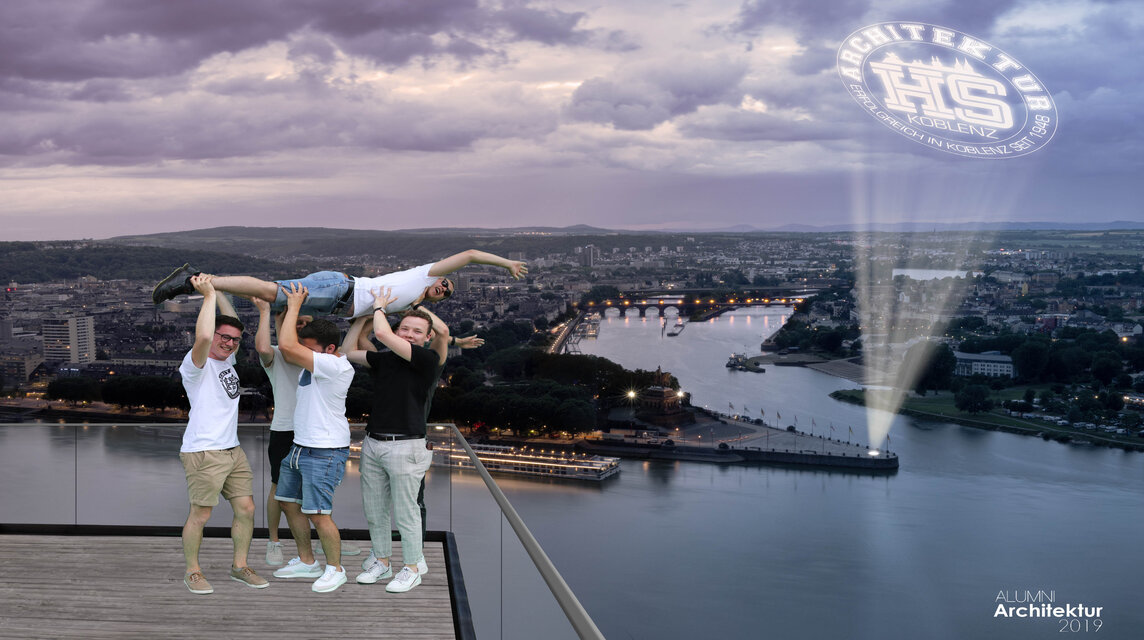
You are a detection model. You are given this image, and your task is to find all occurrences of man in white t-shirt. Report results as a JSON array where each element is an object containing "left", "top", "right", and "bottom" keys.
[
  {"left": 252, "top": 298, "right": 308, "bottom": 566},
  {"left": 270, "top": 284, "right": 356, "bottom": 593},
  {"left": 178, "top": 274, "right": 268, "bottom": 595},
  {"left": 152, "top": 249, "right": 528, "bottom": 317}
]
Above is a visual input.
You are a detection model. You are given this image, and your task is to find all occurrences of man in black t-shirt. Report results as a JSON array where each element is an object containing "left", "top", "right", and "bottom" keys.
[{"left": 345, "top": 288, "right": 449, "bottom": 593}]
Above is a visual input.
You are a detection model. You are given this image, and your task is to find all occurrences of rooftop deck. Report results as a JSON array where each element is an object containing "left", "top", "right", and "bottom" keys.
[{"left": 0, "top": 527, "right": 470, "bottom": 639}]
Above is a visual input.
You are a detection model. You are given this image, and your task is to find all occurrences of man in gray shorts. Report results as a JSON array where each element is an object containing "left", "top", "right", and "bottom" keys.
[
  {"left": 152, "top": 249, "right": 527, "bottom": 317},
  {"left": 178, "top": 274, "right": 268, "bottom": 594}
]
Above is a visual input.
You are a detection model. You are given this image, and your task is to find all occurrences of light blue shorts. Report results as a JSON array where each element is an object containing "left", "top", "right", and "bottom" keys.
[
  {"left": 274, "top": 445, "right": 349, "bottom": 515},
  {"left": 272, "top": 271, "right": 351, "bottom": 316}
]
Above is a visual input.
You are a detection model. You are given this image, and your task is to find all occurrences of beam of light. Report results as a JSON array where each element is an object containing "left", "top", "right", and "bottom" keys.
[{"left": 850, "top": 156, "right": 1044, "bottom": 449}]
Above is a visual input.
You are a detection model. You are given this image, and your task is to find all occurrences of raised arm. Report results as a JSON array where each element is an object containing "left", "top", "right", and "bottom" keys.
[
  {"left": 190, "top": 274, "right": 217, "bottom": 368},
  {"left": 277, "top": 283, "right": 316, "bottom": 372},
  {"left": 215, "top": 292, "right": 238, "bottom": 318},
  {"left": 422, "top": 308, "right": 450, "bottom": 364},
  {"left": 343, "top": 316, "right": 373, "bottom": 366},
  {"left": 370, "top": 288, "right": 414, "bottom": 362},
  {"left": 252, "top": 298, "right": 275, "bottom": 367},
  {"left": 428, "top": 249, "right": 527, "bottom": 280}
]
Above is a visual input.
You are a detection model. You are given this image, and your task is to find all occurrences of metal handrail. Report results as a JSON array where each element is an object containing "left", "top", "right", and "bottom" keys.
[{"left": 444, "top": 423, "right": 605, "bottom": 640}]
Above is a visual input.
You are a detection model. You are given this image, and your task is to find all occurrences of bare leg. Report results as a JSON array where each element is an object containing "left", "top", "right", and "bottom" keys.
[
  {"left": 229, "top": 495, "right": 255, "bottom": 569},
  {"left": 280, "top": 501, "right": 316, "bottom": 564},
  {"left": 310, "top": 514, "right": 341, "bottom": 570},
  {"left": 266, "top": 483, "right": 282, "bottom": 542},
  {"left": 183, "top": 504, "right": 213, "bottom": 573},
  {"left": 210, "top": 276, "right": 279, "bottom": 303}
]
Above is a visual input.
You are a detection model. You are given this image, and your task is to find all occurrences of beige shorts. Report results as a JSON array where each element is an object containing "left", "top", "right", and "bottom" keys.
[{"left": 179, "top": 447, "right": 254, "bottom": 507}]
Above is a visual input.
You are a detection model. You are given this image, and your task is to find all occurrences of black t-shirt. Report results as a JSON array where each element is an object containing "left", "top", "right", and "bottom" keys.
[{"left": 365, "top": 345, "right": 441, "bottom": 437}]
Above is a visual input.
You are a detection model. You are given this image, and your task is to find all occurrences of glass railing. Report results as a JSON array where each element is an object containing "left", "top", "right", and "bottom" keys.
[{"left": 0, "top": 421, "right": 599, "bottom": 640}]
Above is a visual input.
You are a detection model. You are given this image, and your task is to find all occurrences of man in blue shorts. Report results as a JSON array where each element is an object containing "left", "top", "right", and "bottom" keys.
[
  {"left": 152, "top": 249, "right": 527, "bottom": 317},
  {"left": 270, "top": 284, "right": 356, "bottom": 593}
]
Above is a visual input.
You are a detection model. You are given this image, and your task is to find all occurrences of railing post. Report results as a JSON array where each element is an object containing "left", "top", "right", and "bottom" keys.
[{"left": 448, "top": 424, "right": 605, "bottom": 640}]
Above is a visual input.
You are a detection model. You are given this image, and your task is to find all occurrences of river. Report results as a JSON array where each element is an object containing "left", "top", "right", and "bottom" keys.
[{"left": 3, "top": 307, "right": 1142, "bottom": 639}]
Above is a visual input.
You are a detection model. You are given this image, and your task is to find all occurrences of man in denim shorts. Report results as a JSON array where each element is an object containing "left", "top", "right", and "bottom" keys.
[
  {"left": 152, "top": 249, "right": 528, "bottom": 316},
  {"left": 178, "top": 274, "right": 268, "bottom": 595},
  {"left": 270, "top": 284, "right": 356, "bottom": 593}
]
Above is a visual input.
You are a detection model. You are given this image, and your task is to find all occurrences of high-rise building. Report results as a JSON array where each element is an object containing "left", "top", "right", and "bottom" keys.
[{"left": 42, "top": 315, "right": 96, "bottom": 365}]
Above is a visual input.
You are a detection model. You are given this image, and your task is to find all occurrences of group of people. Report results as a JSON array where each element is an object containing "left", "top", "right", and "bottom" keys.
[{"left": 169, "top": 251, "right": 524, "bottom": 595}]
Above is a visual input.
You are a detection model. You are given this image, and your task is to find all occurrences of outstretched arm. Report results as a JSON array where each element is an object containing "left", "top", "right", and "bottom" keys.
[
  {"left": 190, "top": 275, "right": 217, "bottom": 368},
  {"left": 428, "top": 249, "right": 527, "bottom": 280},
  {"left": 253, "top": 298, "right": 275, "bottom": 367},
  {"left": 277, "top": 284, "right": 316, "bottom": 372}
]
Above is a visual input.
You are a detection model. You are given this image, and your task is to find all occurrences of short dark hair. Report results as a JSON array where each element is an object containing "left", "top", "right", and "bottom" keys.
[
  {"left": 216, "top": 315, "right": 245, "bottom": 333},
  {"left": 298, "top": 318, "right": 340, "bottom": 350}
]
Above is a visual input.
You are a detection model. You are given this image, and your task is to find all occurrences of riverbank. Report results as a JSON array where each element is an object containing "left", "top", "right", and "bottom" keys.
[{"left": 831, "top": 389, "right": 1144, "bottom": 452}]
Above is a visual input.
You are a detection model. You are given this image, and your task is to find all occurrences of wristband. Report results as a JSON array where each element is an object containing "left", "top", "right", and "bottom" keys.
[
  {"left": 450, "top": 336, "right": 456, "bottom": 346},
  {"left": 373, "top": 307, "right": 386, "bottom": 314}
]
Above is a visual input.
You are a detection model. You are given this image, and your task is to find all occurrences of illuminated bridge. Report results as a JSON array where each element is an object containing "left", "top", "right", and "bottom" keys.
[{"left": 582, "top": 287, "right": 824, "bottom": 318}]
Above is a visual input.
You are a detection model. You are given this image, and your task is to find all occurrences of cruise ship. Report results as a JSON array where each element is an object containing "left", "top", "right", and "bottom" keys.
[{"left": 433, "top": 441, "right": 621, "bottom": 481}]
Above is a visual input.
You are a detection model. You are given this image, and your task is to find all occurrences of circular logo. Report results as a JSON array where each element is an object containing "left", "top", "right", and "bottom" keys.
[{"left": 837, "top": 22, "right": 1057, "bottom": 159}]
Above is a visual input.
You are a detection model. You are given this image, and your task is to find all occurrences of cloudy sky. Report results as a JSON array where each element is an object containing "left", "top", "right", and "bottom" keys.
[{"left": 2, "top": 0, "right": 1141, "bottom": 240}]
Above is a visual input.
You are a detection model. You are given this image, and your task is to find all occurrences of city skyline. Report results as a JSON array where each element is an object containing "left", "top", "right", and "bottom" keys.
[{"left": 2, "top": 0, "right": 1142, "bottom": 241}]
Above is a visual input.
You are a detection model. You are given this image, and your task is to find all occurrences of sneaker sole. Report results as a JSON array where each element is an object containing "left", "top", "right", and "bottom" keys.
[
  {"left": 313, "top": 576, "right": 347, "bottom": 593},
  {"left": 231, "top": 576, "right": 270, "bottom": 589},
  {"left": 184, "top": 581, "right": 213, "bottom": 595},
  {"left": 355, "top": 570, "right": 392, "bottom": 584},
  {"left": 385, "top": 574, "right": 422, "bottom": 593},
  {"left": 273, "top": 569, "right": 323, "bottom": 579}
]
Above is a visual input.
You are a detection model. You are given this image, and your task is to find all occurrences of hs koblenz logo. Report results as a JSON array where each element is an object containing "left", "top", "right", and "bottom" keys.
[{"left": 837, "top": 22, "right": 1057, "bottom": 158}]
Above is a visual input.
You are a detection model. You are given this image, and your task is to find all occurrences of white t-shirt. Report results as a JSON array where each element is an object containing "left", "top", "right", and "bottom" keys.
[
  {"left": 292, "top": 352, "right": 354, "bottom": 448},
  {"left": 350, "top": 263, "right": 438, "bottom": 318},
  {"left": 260, "top": 345, "right": 303, "bottom": 432},
  {"left": 179, "top": 351, "right": 241, "bottom": 453}
]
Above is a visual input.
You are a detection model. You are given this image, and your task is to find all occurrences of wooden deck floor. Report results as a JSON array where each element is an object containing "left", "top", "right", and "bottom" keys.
[{"left": 0, "top": 533, "right": 459, "bottom": 639}]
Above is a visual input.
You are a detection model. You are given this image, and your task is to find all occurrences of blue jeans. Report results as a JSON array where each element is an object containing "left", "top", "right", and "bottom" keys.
[
  {"left": 274, "top": 445, "right": 349, "bottom": 515},
  {"left": 272, "top": 271, "right": 351, "bottom": 315}
]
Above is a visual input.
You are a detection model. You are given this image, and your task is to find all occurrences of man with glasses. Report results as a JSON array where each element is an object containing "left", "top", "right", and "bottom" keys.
[
  {"left": 178, "top": 274, "right": 268, "bottom": 595},
  {"left": 152, "top": 249, "right": 527, "bottom": 318}
]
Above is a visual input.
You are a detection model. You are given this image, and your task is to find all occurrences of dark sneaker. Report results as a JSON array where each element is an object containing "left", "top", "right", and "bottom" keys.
[
  {"left": 152, "top": 263, "right": 199, "bottom": 304},
  {"left": 184, "top": 571, "right": 213, "bottom": 594},
  {"left": 229, "top": 565, "right": 269, "bottom": 589}
]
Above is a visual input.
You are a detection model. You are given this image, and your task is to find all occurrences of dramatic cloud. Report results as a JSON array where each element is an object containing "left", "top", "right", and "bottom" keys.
[{"left": 0, "top": 0, "right": 1140, "bottom": 239}]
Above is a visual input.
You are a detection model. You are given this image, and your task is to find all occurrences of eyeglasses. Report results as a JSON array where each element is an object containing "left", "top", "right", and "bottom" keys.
[
  {"left": 215, "top": 332, "right": 242, "bottom": 344},
  {"left": 442, "top": 279, "right": 454, "bottom": 298}
]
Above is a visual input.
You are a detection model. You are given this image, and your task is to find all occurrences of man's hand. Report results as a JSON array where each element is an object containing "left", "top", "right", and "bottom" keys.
[
  {"left": 282, "top": 282, "right": 308, "bottom": 310},
  {"left": 507, "top": 262, "right": 528, "bottom": 280},
  {"left": 252, "top": 297, "right": 270, "bottom": 313},
  {"left": 456, "top": 335, "right": 485, "bottom": 349},
  {"left": 190, "top": 273, "right": 216, "bottom": 295},
  {"left": 370, "top": 286, "right": 399, "bottom": 311}
]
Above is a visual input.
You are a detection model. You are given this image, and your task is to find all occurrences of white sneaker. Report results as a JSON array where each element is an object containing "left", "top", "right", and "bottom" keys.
[
  {"left": 312, "top": 565, "right": 347, "bottom": 593},
  {"left": 356, "top": 558, "right": 393, "bottom": 584},
  {"left": 361, "top": 550, "right": 378, "bottom": 571},
  {"left": 273, "top": 557, "right": 322, "bottom": 579},
  {"left": 361, "top": 549, "right": 426, "bottom": 575},
  {"left": 385, "top": 566, "right": 421, "bottom": 593},
  {"left": 265, "top": 541, "right": 284, "bottom": 566}
]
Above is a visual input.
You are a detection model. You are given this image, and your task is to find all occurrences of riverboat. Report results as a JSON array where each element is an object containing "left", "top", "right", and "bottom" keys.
[
  {"left": 726, "top": 353, "right": 764, "bottom": 372},
  {"left": 666, "top": 319, "right": 686, "bottom": 336},
  {"left": 432, "top": 442, "right": 621, "bottom": 481}
]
